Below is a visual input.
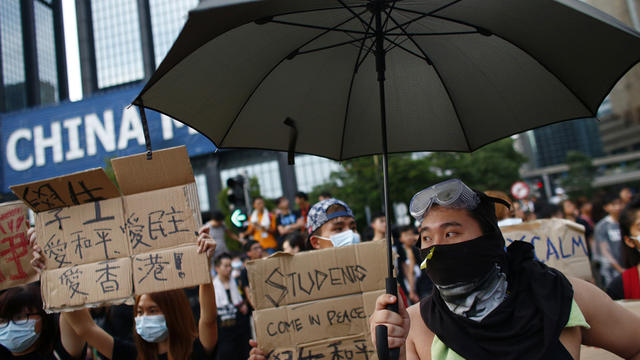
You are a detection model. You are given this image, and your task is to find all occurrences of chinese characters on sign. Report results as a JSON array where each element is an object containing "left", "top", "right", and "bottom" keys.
[{"left": 0, "top": 202, "right": 37, "bottom": 290}]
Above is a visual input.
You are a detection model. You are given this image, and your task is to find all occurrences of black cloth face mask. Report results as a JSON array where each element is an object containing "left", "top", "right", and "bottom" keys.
[{"left": 419, "top": 231, "right": 506, "bottom": 286}]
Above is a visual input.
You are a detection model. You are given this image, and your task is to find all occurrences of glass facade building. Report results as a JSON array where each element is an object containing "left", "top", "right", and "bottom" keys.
[
  {"left": 0, "top": 0, "right": 27, "bottom": 111},
  {"left": 0, "top": 0, "right": 66, "bottom": 112},
  {"left": 91, "top": 0, "right": 145, "bottom": 88},
  {"left": 149, "top": 0, "right": 198, "bottom": 66},
  {"left": 531, "top": 118, "right": 604, "bottom": 167}
]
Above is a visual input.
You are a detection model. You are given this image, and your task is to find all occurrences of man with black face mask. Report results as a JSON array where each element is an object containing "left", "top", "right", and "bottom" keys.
[{"left": 370, "top": 179, "right": 640, "bottom": 360}]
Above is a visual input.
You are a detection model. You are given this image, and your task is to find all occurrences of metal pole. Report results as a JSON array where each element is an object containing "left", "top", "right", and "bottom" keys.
[
  {"left": 373, "top": 2, "right": 399, "bottom": 360},
  {"left": 626, "top": 0, "right": 640, "bottom": 31}
]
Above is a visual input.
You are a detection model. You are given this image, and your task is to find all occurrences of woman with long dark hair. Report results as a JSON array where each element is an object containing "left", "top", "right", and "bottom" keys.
[
  {"left": 30, "top": 228, "right": 218, "bottom": 359},
  {"left": 606, "top": 196, "right": 640, "bottom": 300},
  {"left": 0, "top": 284, "right": 85, "bottom": 359}
]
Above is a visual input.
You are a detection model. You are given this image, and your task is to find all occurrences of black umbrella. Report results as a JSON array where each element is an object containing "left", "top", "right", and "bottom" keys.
[{"left": 133, "top": 1, "right": 640, "bottom": 358}]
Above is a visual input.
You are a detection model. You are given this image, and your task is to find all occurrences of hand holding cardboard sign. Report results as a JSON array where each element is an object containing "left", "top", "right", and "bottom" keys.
[
  {"left": 196, "top": 228, "right": 216, "bottom": 260},
  {"left": 248, "top": 339, "right": 266, "bottom": 360},
  {"left": 28, "top": 227, "right": 45, "bottom": 274},
  {"left": 370, "top": 294, "right": 410, "bottom": 352}
]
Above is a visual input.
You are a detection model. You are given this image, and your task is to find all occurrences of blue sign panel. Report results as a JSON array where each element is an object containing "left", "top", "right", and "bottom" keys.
[{"left": 0, "top": 85, "right": 216, "bottom": 191}]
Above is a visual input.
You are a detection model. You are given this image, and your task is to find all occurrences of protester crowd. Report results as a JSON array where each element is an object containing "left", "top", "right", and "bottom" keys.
[{"left": 2, "top": 183, "right": 640, "bottom": 359}]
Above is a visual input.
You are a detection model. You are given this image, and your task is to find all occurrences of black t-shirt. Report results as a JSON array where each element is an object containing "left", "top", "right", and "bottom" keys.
[
  {"left": 111, "top": 337, "right": 215, "bottom": 360},
  {"left": 606, "top": 274, "right": 625, "bottom": 300}
]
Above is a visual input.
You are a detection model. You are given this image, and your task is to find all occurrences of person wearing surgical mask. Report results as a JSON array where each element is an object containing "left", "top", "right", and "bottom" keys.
[
  {"left": 369, "top": 179, "right": 640, "bottom": 360},
  {"left": 306, "top": 198, "right": 360, "bottom": 250},
  {"left": 248, "top": 198, "right": 361, "bottom": 360},
  {"left": 0, "top": 284, "right": 85, "bottom": 360},
  {"left": 606, "top": 195, "right": 640, "bottom": 300},
  {"left": 29, "top": 227, "right": 218, "bottom": 360}
]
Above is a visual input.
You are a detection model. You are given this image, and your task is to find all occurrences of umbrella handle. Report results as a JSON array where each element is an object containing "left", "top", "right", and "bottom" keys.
[{"left": 376, "top": 278, "right": 400, "bottom": 360}]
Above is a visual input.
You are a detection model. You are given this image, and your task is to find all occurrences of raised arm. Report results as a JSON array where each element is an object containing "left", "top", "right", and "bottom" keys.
[
  {"left": 571, "top": 277, "right": 640, "bottom": 359},
  {"left": 196, "top": 228, "right": 218, "bottom": 352},
  {"left": 59, "top": 313, "right": 87, "bottom": 359},
  {"left": 61, "top": 309, "right": 115, "bottom": 359}
]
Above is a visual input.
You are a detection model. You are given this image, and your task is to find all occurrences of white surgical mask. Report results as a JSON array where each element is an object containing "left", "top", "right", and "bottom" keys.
[
  {"left": 0, "top": 319, "right": 40, "bottom": 353},
  {"left": 135, "top": 315, "right": 169, "bottom": 343},
  {"left": 318, "top": 230, "right": 360, "bottom": 247},
  {"left": 630, "top": 235, "right": 640, "bottom": 253}
]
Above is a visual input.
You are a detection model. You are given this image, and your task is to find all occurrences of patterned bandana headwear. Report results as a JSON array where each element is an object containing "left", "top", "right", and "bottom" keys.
[{"left": 306, "top": 198, "right": 354, "bottom": 235}]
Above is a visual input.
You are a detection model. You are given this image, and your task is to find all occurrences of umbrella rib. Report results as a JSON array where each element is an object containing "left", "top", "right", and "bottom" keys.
[
  {"left": 385, "top": 11, "right": 473, "bottom": 151},
  {"left": 219, "top": 12, "right": 371, "bottom": 146},
  {"left": 268, "top": 19, "right": 369, "bottom": 35},
  {"left": 386, "top": 31, "right": 479, "bottom": 36},
  {"left": 339, "top": 15, "right": 375, "bottom": 159},
  {"left": 384, "top": 0, "right": 464, "bottom": 33},
  {"left": 336, "top": 0, "right": 373, "bottom": 31},
  {"left": 297, "top": 35, "right": 375, "bottom": 56},
  {"left": 429, "top": 13, "right": 595, "bottom": 114},
  {"left": 355, "top": 38, "right": 376, "bottom": 71},
  {"left": 383, "top": 36, "right": 430, "bottom": 62}
]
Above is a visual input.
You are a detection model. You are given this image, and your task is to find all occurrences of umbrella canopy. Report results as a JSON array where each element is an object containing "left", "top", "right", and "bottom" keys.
[{"left": 135, "top": 0, "right": 640, "bottom": 160}]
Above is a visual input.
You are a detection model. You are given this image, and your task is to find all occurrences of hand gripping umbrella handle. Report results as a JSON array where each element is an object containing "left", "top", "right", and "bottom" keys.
[{"left": 376, "top": 277, "right": 400, "bottom": 360}]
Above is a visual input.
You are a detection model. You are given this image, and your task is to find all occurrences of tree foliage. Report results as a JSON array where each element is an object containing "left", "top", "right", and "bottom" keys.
[
  {"left": 561, "top": 150, "right": 596, "bottom": 199},
  {"left": 311, "top": 138, "right": 526, "bottom": 228}
]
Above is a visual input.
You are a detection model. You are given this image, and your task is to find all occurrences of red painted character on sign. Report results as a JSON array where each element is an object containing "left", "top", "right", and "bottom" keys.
[{"left": 0, "top": 208, "right": 29, "bottom": 282}]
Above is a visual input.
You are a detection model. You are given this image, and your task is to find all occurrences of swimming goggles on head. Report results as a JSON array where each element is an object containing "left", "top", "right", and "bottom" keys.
[{"left": 409, "top": 179, "right": 481, "bottom": 221}]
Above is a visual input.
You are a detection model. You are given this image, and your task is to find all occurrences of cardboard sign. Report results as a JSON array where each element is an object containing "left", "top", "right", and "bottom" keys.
[
  {"left": 248, "top": 240, "right": 387, "bottom": 359},
  {"left": 11, "top": 169, "right": 121, "bottom": 212},
  {"left": 501, "top": 219, "right": 593, "bottom": 281},
  {"left": 254, "top": 290, "right": 383, "bottom": 353},
  {"left": 247, "top": 240, "right": 387, "bottom": 310},
  {"left": 132, "top": 245, "right": 211, "bottom": 294},
  {"left": 111, "top": 146, "right": 207, "bottom": 296},
  {"left": 11, "top": 146, "right": 210, "bottom": 311},
  {"left": 34, "top": 198, "right": 127, "bottom": 269},
  {"left": 0, "top": 201, "right": 38, "bottom": 290},
  {"left": 267, "top": 334, "right": 377, "bottom": 360},
  {"left": 42, "top": 257, "right": 133, "bottom": 308}
]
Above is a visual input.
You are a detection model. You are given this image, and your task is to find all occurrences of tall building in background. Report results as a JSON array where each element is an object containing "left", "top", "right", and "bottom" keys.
[
  {"left": 0, "top": 0, "right": 68, "bottom": 112},
  {"left": 75, "top": 0, "right": 198, "bottom": 94},
  {"left": 518, "top": 0, "right": 640, "bottom": 169},
  {"left": 584, "top": 0, "right": 640, "bottom": 154}
]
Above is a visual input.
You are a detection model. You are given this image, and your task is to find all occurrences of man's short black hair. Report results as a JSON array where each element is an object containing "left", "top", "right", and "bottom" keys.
[
  {"left": 604, "top": 192, "right": 621, "bottom": 206},
  {"left": 320, "top": 191, "right": 332, "bottom": 198},
  {"left": 214, "top": 252, "right": 232, "bottom": 267},
  {"left": 211, "top": 210, "right": 225, "bottom": 222},
  {"left": 398, "top": 224, "right": 417, "bottom": 234},
  {"left": 276, "top": 196, "right": 288, "bottom": 206},
  {"left": 371, "top": 211, "right": 385, "bottom": 222},
  {"left": 295, "top": 191, "right": 308, "bottom": 201},
  {"left": 243, "top": 240, "right": 259, "bottom": 253},
  {"left": 284, "top": 232, "right": 306, "bottom": 251}
]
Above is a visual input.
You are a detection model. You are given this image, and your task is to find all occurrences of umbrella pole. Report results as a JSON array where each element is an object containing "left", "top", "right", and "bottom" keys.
[{"left": 373, "top": 2, "right": 399, "bottom": 360}]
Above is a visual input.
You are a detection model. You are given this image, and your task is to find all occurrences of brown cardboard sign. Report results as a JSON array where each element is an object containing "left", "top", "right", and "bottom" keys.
[
  {"left": 501, "top": 219, "right": 593, "bottom": 281},
  {"left": 111, "top": 146, "right": 195, "bottom": 195},
  {"left": 34, "top": 198, "right": 128, "bottom": 269},
  {"left": 254, "top": 290, "right": 383, "bottom": 353},
  {"left": 42, "top": 257, "right": 133, "bottom": 309},
  {"left": 266, "top": 334, "right": 377, "bottom": 360},
  {"left": 0, "top": 202, "right": 38, "bottom": 290},
  {"left": 132, "top": 244, "right": 211, "bottom": 294},
  {"left": 122, "top": 184, "right": 201, "bottom": 255},
  {"left": 247, "top": 240, "right": 387, "bottom": 310},
  {"left": 10, "top": 168, "right": 121, "bottom": 212}
]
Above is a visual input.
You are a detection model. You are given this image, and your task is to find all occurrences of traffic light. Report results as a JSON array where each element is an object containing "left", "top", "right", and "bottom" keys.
[{"left": 226, "top": 175, "right": 248, "bottom": 210}]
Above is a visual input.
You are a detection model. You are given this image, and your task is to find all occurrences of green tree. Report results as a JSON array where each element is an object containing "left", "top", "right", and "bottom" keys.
[
  {"left": 311, "top": 138, "right": 527, "bottom": 228},
  {"left": 429, "top": 138, "right": 527, "bottom": 192},
  {"left": 561, "top": 151, "right": 596, "bottom": 198}
]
